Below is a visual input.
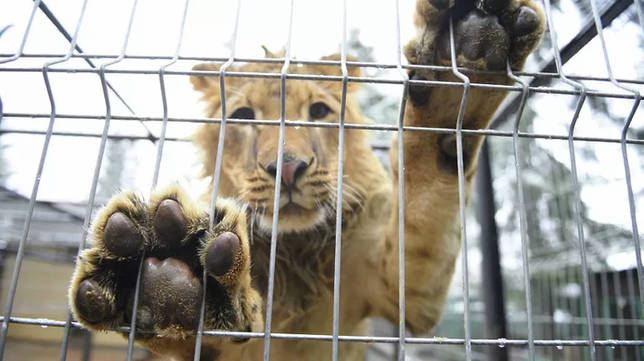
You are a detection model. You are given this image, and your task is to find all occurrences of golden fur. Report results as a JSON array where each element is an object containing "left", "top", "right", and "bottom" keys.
[{"left": 69, "top": 1, "right": 544, "bottom": 360}]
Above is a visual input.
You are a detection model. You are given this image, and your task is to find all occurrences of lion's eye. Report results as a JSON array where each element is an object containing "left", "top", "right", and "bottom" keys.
[
  {"left": 230, "top": 107, "right": 255, "bottom": 119},
  {"left": 309, "top": 102, "right": 332, "bottom": 121}
]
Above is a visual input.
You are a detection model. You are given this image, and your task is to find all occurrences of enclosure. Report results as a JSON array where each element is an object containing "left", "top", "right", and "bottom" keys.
[{"left": 0, "top": 0, "right": 643, "bottom": 360}]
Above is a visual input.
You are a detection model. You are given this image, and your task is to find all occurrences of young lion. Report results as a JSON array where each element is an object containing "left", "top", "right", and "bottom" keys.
[{"left": 69, "top": 0, "right": 544, "bottom": 360}]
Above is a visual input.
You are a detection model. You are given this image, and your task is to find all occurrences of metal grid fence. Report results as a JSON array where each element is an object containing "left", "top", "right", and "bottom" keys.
[{"left": 0, "top": 0, "right": 642, "bottom": 361}]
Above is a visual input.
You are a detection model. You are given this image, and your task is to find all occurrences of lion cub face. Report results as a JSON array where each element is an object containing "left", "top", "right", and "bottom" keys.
[{"left": 191, "top": 57, "right": 368, "bottom": 233}]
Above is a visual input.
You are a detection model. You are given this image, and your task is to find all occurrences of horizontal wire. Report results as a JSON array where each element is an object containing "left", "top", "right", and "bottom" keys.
[
  {"left": 2, "top": 53, "right": 643, "bottom": 85},
  {"left": 2, "top": 115, "right": 643, "bottom": 145},
  {"left": 0, "top": 67, "right": 640, "bottom": 99},
  {"left": 1, "top": 316, "right": 642, "bottom": 347}
]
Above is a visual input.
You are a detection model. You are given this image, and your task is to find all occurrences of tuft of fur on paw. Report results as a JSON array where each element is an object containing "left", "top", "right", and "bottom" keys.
[{"left": 406, "top": 0, "right": 544, "bottom": 106}]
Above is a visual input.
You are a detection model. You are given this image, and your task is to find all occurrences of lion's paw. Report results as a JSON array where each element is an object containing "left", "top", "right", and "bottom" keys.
[
  {"left": 406, "top": 0, "right": 544, "bottom": 105},
  {"left": 69, "top": 186, "right": 262, "bottom": 347}
]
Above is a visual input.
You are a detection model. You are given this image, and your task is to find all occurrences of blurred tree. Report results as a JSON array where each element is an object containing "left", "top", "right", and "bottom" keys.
[{"left": 95, "top": 139, "right": 130, "bottom": 203}]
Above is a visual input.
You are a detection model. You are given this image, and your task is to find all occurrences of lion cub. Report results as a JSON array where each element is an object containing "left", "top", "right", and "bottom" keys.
[{"left": 70, "top": 0, "right": 544, "bottom": 360}]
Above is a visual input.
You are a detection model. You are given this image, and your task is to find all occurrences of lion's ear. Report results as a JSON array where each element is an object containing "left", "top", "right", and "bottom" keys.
[
  {"left": 190, "top": 63, "right": 223, "bottom": 94},
  {"left": 319, "top": 53, "right": 363, "bottom": 93}
]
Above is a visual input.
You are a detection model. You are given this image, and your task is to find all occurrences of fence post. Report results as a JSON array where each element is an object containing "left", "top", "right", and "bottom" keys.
[{"left": 476, "top": 140, "right": 508, "bottom": 361}]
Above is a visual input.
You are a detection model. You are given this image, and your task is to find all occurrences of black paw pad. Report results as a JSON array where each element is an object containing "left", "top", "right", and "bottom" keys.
[
  {"left": 75, "top": 279, "right": 115, "bottom": 324},
  {"left": 512, "top": 6, "right": 540, "bottom": 36},
  {"left": 205, "top": 232, "right": 240, "bottom": 277},
  {"left": 140, "top": 257, "right": 202, "bottom": 330},
  {"left": 104, "top": 212, "right": 143, "bottom": 257},
  {"left": 437, "top": 134, "right": 471, "bottom": 173},
  {"left": 440, "top": 11, "right": 509, "bottom": 70},
  {"left": 154, "top": 199, "right": 187, "bottom": 247}
]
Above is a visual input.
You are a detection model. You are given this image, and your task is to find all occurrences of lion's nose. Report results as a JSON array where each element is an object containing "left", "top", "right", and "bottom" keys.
[{"left": 264, "top": 157, "right": 310, "bottom": 187}]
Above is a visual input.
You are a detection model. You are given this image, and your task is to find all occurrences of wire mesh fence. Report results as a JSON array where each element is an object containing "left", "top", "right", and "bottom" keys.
[{"left": 0, "top": 0, "right": 642, "bottom": 360}]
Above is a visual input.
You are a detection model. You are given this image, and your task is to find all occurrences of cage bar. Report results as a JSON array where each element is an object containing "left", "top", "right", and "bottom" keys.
[
  {"left": 0, "top": 0, "right": 90, "bottom": 357},
  {"left": 262, "top": 1, "right": 296, "bottom": 360},
  {"left": 0, "top": 0, "right": 642, "bottom": 360},
  {"left": 506, "top": 61, "right": 536, "bottom": 361},
  {"left": 587, "top": 0, "right": 644, "bottom": 308},
  {"left": 446, "top": 14, "right": 474, "bottom": 361},
  {"left": 331, "top": 0, "right": 349, "bottom": 360}
]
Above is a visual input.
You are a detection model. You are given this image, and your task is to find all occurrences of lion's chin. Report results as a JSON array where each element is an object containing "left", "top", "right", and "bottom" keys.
[{"left": 256, "top": 204, "right": 329, "bottom": 234}]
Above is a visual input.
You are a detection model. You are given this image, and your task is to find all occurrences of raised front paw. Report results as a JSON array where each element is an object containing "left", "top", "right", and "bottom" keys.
[
  {"left": 69, "top": 186, "right": 262, "bottom": 358},
  {"left": 405, "top": 0, "right": 544, "bottom": 105},
  {"left": 407, "top": 0, "right": 544, "bottom": 70}
]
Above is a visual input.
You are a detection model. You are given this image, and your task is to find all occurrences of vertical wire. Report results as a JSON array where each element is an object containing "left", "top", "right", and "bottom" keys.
[
  {"left": 194, "top": 1, "right": 243, "bottom": 359},
  {"left": 447, "top": 14, "right": 472, "bottom": 361},
  {"left": 586, "top": 0, "right": 643, "bottom": 306},
  {"left": 571, "top": 267, "right": 581, "bottom": 341},
  {"left": 600, "top": 271, "right": 612, "bottom": 361},
  {"left": 91, "top": 2, "right": 144, "bottom": 360},
  {"left": 506, "top": 62, "right": 535, "bottom": 360},
  {"left": 0, "top": 0, "right": 90, "bottom": 357},
  {"left": 548, "top": 272, "right": 556, "bottom": 352},
  {"left": 591, "top": 272, "right": 601, "bottom": 354},
  {"left": 331, "top": 0, "right": 348, "bottom": 359},
  {"left": 56, "top": 1, "right": 141, "bottom": 359},
  {"left": 393, "top": 1, "right": 409, "bottom": 360},
  {"left": 0, "top": 0, "right": 42, "bottom": 65},
  {"left": 625, "top": 269, "right": 642, "bottom": 360},
  {"left": 153, "top": 0, "right": 191, "bottom": 190},
  {"left": 537, "top": 275, "right": 545, "bottom": 358},
  {"left": 612, "top": 271, "right": 626, "bottom": 360},
  {"left": 542, "top": 1, "right": 596, "bottom": 360},
  {"left": 554, "top": 268, "right": 562, "bottom": 343},
  {"left": 263, "top": 1, "right": 295, "bottom": 360}
]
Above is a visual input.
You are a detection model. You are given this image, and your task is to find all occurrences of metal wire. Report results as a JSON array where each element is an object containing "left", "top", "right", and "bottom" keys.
[
  {"left": 586, "top": 0, "right": 644, "bottom": 307},
  {"left": 0, "top": 0, "right": 90, "bottom": 357},
  {"left": 3, "top": 52, "right": 643, "bottom": 85},
  {"left": 393, "top": 1, "right": 408, "bottom": 360},
  {"left": 55, "top": 0, "right": 142, "bottom": 358},
  {"left": 331, "top": 0, "right": 349, "bottom": 359},
  {"left": 3, "top": 113, "right": 643, "bottom": 145},
  {"left": 2, "top": 315, "right": 643, "bottom": 346},
  {"left": 1, "top": 0, "right": 642, "bottom": 360},
  {"left": 447, "top": 14, "right": 474, "bottom": 361},
  {"left": 152, "top": 0, "right": 191, "bottom": 190},
  {"left": 263, "top": 1, "right": 296, "bottom": 359},
  {"left": 0, "top": 0, "right": 42, "bottom": 65},
  {"left": 506, "top": 61, "right": 535, "bottom": 361},
  {"left": 194, "top": 0, "right": 244, "bottom": 358},
  {"left": 543, "top": 1, "right": 597, "bottom": 360},
  {"left": 1, "top": 65, "right": 641, "bottom": 100}
]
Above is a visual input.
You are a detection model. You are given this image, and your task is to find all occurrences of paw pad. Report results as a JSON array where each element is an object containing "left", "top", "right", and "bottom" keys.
[
  {"left": 154, "top": 199, "right": 187, "bottom": 248},
  {"left": 74, "top": 279, "right": 116, "bottom": 324},
  {"left": 205, "top": 232, "right": 240, "bottom": 277},
  {"left": 104, "top": 212, "right": 143, "bottom": 257},
  {"left": 511, "top": 6, "right": 540, "bottom": 36},
  {"left": 70, "top": 186, "right": 258, "bottom": 342},
  {"left": 139, "top": 257, "right": 203, "bottom": 330}
]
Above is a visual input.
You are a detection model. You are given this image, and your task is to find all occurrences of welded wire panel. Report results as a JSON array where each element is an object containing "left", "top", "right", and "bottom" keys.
[
  {"left": 0, "top": 0, "right": 643, "bottom": 360},
  {"left": 0, "top": 0, "right": 91, "bottom": 357}
]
